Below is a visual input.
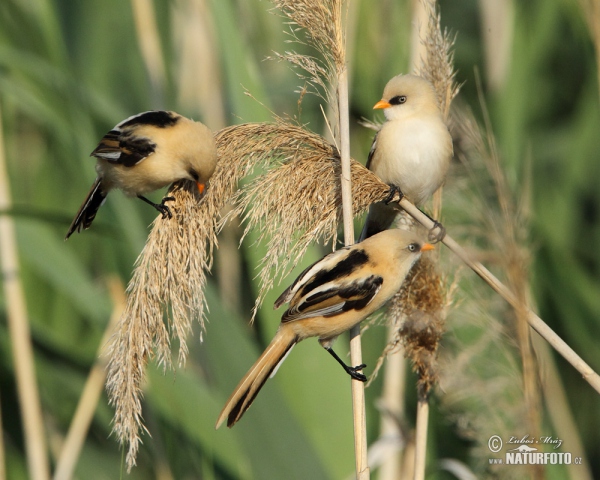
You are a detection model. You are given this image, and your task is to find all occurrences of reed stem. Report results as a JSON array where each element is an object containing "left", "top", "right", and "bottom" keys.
[
  {"left": 0, "top": 104, "right": 50, "bottom": 480},
  {"left": 338, "top": 65, "right": 370, "bottom": 479}
]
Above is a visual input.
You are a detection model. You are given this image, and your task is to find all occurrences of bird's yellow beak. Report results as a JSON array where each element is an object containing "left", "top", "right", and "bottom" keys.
[
  {"left": 421, "top": 243, "right": 435, "bottom": 252},
  {"left": 373, "top": 100, "right": 392, "bottom": 110},
  {"left": 197, "top": 182, "right": 206, "bottom": 195}
]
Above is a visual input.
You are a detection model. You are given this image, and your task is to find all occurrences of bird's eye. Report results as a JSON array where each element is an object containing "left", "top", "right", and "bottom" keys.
[
  {"left": 389, "top": 95, "right": 407, "bottom": 105},
  {"left": 407, "top": 243, "right": 418, "bottom": 252},
  {"left": 189, "top": 169, "right": 199, "bottom": 181}
]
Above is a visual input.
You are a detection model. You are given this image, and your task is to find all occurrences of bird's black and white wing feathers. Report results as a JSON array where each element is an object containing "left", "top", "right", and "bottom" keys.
[
  {"left": 275, "top": 247, "right": 383, "bottom": 323},
  {"left": 90, "top": 110, "right": 179, "bottom": 167},
  {"left": 365, "top": 131, "right": 379, "bottom": 170}
]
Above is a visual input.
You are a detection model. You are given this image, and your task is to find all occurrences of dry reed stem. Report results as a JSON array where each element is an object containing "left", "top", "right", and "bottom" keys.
[
  {"left": 413, "top": 400, "right": 429, "bottom": 480},
  {"left": 131, "top": 0, "right": 166, "bottom": 102},
  {"left": 269, "top": 2, "right": 370, "bottom": 476},
  {"left": 0, "top": 104, "right": 50, "bottom": 480},
  {"left": 106, "top": 124, "right": 275, "bottom": 470},
  {"left": 53, "top": 277, "right": 125, "bottom": 480},
  {"left": 478, "top": 0, "right": 514, "bottom": 92}
]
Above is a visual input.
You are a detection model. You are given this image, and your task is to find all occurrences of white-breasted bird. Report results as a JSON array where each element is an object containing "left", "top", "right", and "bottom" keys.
[
  {"left": 65, "top": 110, "right": 217, "bottom": 239},
  {"left": 216, "top": 228, "right": 434, "bottom": 428},
  {"left": 359, "top": 74, "right": 452, "bottom": 241}
]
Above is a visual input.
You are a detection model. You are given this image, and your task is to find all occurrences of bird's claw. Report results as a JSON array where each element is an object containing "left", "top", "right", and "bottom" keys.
[
  {"left": 156, "top": 204, "right": 173, "bottom": 219},
  {"left": 347, "top": 363, "right": 367, "bottom": 382},
  {"left": 384, "top": 185, "right": 404, "bottom": 205},
  {"left": 157, "top": 197, "right": 175, "bottom": 219},
  {"left": 428, "top": 220, "right": 446, "bottom": 243}
]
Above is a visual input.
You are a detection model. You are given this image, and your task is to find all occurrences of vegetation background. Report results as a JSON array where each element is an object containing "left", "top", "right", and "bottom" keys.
[{"left": 0, "top": 0, "right": 599, "bottom": 479}]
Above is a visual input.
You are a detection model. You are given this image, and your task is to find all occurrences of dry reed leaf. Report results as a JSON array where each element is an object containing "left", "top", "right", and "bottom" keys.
[{"left": 226, "top": 119, "right": 391, "bottom": 319}]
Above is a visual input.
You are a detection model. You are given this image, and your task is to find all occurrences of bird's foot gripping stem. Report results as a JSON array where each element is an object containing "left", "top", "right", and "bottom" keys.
[
  {"left": 138, "top": 195, "right": 175, "bottom": 219},
  {"left": 419, "top": 209, "right": 446, "bottom": 243},
  {"left": 326, "top": 347, "right": 367, "bottom": 382},
  {"left": 384, "top": 184, "right": 404, "bottom": 205}
]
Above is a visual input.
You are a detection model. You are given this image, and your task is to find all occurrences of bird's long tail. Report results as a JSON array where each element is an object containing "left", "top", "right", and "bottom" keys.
[
  {"left": 216, "top": 327, "right": 297, "bottom": 428},
  {"left": 65, "top": 177, "right": 106, "bottom": 240}
]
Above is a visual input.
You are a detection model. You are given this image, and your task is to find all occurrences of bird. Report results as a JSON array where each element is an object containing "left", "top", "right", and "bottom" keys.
[
  {"left": 216, "top": 228, "right": 434, "bottom": 428},
  {"left": 359, "top": 74, "right": 453, "bottom": 241},
  {"left": 65, "top": 110, "right": 217, "bottom": 240}
]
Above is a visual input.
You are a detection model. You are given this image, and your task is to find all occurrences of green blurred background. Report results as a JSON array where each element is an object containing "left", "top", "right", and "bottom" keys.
[{"left": 0, "top": 0, "right": 599, "bottom": 478}]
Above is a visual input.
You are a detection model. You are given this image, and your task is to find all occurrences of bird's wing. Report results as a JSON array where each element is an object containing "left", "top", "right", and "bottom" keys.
[
  {"left": 91, "top": 129, "right": 156, "bottom": 167},
  {"left": 365, "top": 130, "right": 379, "bottom": 170},
  {"left": 276, "top": 246, "right": 384, "bottom": 322},
  {"left": 90, "top": 111, "right": 179, "bottom": 167},
  {"left": 273, "top": 247, "right": 351, "bottom": 309},
  {"left": 281, "top": 274, "right": 383, "bottom": 322}
]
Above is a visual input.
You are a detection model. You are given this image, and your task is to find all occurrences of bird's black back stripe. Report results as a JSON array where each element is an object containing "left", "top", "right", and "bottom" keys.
[
  {"left": 300, "top": 249, "right": 369, "bottom": 298},
  {"left": 299, "top": 289, "right": 340, "bottom": 312},
  {"left": 117, "top": 134, "right": 157, "bottom": 167},
  {"left": 323, "top": 275, "right": 383, "bottom": 316},
  {"left": 119, "top": 111, "right": 179, "bottom": 129}
]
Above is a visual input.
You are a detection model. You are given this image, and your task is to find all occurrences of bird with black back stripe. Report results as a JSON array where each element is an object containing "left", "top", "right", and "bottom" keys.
[
  {"left": 216, "top": 228, "right": 434, "bottom": 428},
  {"left": 359, "top": 74, "right": 453, "bottom": 241},
  {"left": 65, "top": 110, "right": 217, "bottom": 240}
]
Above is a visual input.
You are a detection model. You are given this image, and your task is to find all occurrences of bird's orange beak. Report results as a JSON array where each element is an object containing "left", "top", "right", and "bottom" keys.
[
  {"left": 373, "top": 99, "right": 392, "bottom": 110},
  {"left": 197, "top": 182, "right": 206, "bottom": 195},
  {"left": 421, "top": 243, "right": 435, "bottom": 252}
]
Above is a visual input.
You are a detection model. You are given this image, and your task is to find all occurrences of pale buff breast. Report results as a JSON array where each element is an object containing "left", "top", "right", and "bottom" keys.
[{"left": 370, "top": 115, "right": 452, "bottom": 206}]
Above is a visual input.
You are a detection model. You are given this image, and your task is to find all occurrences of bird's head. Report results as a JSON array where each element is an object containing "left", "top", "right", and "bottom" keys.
[
  {"left": 179, "top": 120, "right": 218, "bottom": 195},
  {"left": 373, "top": 74, "right": 440, "bottom": 121}
]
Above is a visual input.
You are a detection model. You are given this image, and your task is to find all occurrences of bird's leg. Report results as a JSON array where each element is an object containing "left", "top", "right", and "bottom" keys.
[
  {"left": 384, "top": 184, "right": 404, "bottom": 205},
  {"left": 419, "top": 209, "right": 446, "bottom": 243},
  {"left": 325, "top": 347, "right": 367, "bottom": 382},
  {"left": 137, "top": 195, "right": 174, "bottom": 219}
]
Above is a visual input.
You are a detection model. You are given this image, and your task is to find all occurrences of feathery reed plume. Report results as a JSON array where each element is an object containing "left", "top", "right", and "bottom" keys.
[
  {"left": 106, "top": 124, "right": 285, "bottom": 470},
  {"left": 415, "top": 0, "right": 460, "bottom": 121},
  {"left": 269, "top": 0, "right": 345, "bottom": 112},
  {"left": 368, "top": 255, "right": 453, "bottom": 395},
  {"left": 226, "top": 119, "right": 390, "bottom": 319}
]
